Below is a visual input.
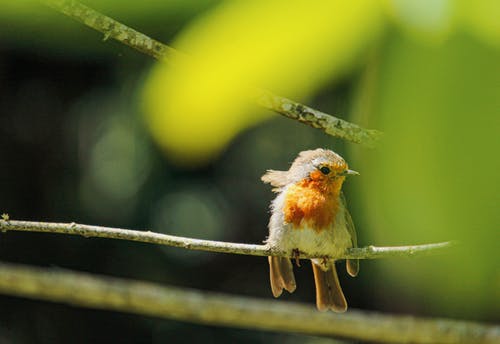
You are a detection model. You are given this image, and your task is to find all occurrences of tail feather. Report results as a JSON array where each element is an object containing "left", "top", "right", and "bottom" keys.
[
  {"left": 346, "top": 259, "right": 359, "bottom": 277},
  {"left": 311, "top": 261, "right": 347, "bottom": 312},
  {"left": 268, "top": 256, "right": 296, "bottom": 297}
]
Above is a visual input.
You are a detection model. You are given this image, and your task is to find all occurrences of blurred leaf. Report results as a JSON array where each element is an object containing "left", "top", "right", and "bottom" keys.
[
  {"left": 457, "top": 0, "right": 500, "bottom": 47},
  {"left": 352, "top": 28, "right": 499, "bottom": 316},
  {"left": 384, "top": 0, "right": 455, "bottom": 42},
  {"left": 385, "top": 0, "right": 500, "bottom": 47},
  {"left": 142, "top": 0, "right": 384, "bottom": 166}
]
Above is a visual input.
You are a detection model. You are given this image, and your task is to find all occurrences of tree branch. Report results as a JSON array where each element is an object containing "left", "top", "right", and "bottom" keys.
[
  {"left": 0, "top": 261, "right": 497, "bottom": 344},
  {"left": 255, "top": 89, "right": 382, "bottom": 146},
  {"left": 0, "top": 220, "right": 453, "bottom": 260},
  {"left": 40, "top": 0, "right": 382, "bottom": 147}
]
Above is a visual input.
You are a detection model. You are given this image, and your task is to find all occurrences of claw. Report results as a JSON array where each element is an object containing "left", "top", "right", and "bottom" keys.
[
  {"left": 292, "top": 248, "right": 301, "bottom": 267},
  {"left": 321, "top": 256, "right": 328, "bottom": 269}
]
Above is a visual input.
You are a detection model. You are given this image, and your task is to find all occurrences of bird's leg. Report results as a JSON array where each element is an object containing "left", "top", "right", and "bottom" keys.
[{"left": 292, "top": 248, "right": 301, "bottom": 267}]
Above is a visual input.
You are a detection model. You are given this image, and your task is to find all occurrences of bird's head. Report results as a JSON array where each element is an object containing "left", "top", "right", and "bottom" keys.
[{"left": 262, "top": 148, "right": 358, "bottom": 193}]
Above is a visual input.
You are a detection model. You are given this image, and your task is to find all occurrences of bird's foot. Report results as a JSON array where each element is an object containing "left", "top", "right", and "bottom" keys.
[
  {"left": 321, "top": 256, "right": 329, "bottom": 269},
  {"left": 292, "top": 248, "right": 301, "bottom": 267}
]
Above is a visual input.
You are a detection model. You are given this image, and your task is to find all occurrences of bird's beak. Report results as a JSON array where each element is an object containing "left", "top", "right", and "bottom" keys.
[{"left": 344, "top": 169, "right": 359, "bottom": 176}]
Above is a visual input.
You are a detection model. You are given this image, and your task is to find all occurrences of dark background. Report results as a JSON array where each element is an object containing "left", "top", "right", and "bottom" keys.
[{"left": 0, "top": 1, "right": 498, "bottom": 343}]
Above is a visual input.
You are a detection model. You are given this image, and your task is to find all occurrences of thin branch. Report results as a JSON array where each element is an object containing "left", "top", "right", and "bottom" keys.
[
  {"left": 42, "top": 0, "right": 182, "bottom": 61},
  {"left": 255, "top": 90, "right": 382, "bottom": 146},
  {"left": 40, "top": 0, "right": 382, "bottom": 147},
  {"left": 1, "top": 220, "right": 453, "bottom": 260},
  {"left": 0, "top": 261, "right": 497, "bottom": 344}
]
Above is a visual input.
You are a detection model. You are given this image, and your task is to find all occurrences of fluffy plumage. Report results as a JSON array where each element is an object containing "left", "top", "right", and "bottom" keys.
[{"left": 262, "top": 148, "right": 359, "bottom": 312}]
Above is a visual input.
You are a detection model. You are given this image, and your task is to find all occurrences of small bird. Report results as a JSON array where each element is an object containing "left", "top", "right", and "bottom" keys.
[{"left": 262, "top": 148, "right": 359, "bottom": 312}]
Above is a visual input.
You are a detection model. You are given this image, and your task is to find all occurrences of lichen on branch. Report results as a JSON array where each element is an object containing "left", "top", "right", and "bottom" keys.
[
  {"left": 40, "top": 0, "right": 382, "bottom": 147},
  {"left": 1, "top": 220, "right": 453, "bottom": 260}
]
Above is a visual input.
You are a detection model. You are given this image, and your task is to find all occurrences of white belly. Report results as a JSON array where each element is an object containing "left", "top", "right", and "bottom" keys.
[{"left": 265, "top": 190, "right": 353, "bottom": 259}]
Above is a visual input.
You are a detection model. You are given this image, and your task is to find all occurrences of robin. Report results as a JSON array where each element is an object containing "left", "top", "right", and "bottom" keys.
[{"left": 262, "top": 148, "right": 359, "bottom": 312}]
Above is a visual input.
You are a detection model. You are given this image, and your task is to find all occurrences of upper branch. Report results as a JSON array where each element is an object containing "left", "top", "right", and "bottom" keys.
[
  {"left": 255, "top": 90, "right": 382, "bottom": 146},
  {"left": 40, "top": 0, "right": 382, "bottom": 147},
  {"left": 41, "top": 0, "right": 182, "bottom": 61},
  {"left": 0, "top": 220, "right": 453, "bottom": 260}
]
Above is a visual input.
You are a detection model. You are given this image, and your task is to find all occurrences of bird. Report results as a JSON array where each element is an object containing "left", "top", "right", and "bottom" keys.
[{"left": 262, "top": 148, "right": 359, "bottom": 312}]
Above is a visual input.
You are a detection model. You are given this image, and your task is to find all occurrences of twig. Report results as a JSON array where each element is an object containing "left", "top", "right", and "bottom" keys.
[
  {"left": 255, "top": 90, "right": 382, "bottom": 146},
  {"left": 0, "top": 220, "right": 453, "bottom": 260},
  {"left": 0, "top": 261, "right": 497, "bottom": 344},
  {"left": 40, "top": 0, "right": 382, "bottom": 147},
  {"left": 40, "top": 0, "right": 182, "bottom": 61}
]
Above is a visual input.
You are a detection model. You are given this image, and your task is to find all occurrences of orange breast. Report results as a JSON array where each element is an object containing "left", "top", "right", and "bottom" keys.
[{"left": 283, "top": 178, "right": 341, "bottom": 232}]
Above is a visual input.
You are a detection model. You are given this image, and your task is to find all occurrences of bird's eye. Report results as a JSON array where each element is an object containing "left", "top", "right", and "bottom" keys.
[{"left": 319, "top": 166, "right": 330, "bottom": 175}]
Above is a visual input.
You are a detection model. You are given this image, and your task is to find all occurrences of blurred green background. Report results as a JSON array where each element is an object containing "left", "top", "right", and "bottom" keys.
[{"left": 0, "top": 0, "right": 498, "bottom": 343}]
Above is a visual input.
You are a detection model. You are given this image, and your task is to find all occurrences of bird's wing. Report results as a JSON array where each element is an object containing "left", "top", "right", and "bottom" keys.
[
  {"left": 261, "top": 170, "right": 288, "bottom": 192},
  {"left": 340, "top": 191, "right": 359, "bottom": 277},
  {"left": 340, "top": 191, "right": 357, "bottom": 248}
]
